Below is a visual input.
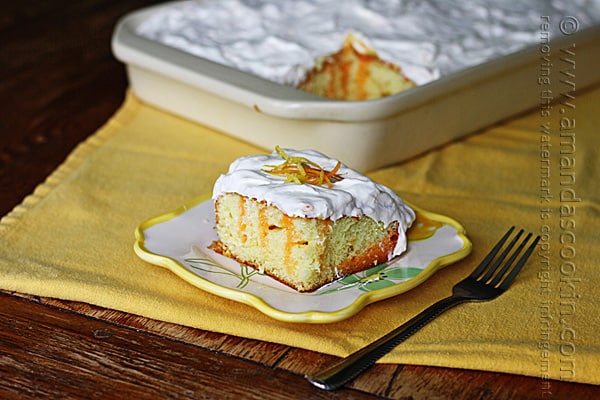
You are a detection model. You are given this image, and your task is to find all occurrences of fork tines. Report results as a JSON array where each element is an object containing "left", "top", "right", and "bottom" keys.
[{"left": 471, "top": 227, "right": 541, "bottom": 289}]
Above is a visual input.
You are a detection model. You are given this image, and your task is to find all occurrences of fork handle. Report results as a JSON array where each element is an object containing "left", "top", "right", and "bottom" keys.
[{"left": 306, "top": 294, "right": 467, "bottom": 390}]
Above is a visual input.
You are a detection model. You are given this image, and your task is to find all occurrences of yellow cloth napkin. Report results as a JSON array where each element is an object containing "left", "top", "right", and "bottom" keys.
[{"left": 2, "top": 87, "right": 599, "bottom": 385}]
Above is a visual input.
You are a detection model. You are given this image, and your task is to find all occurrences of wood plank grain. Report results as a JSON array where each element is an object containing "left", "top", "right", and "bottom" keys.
[
  {"left": 10, "top": 293, "right": 291, "bottom": 366},
  {"left": 10, "top": 291, "right": 600, "bottom": 399},
  {"left": 8, "top": 292, "right": 403, "bottom": 397},
  {"left": 0, "top": 292, "right": 380, "bottom": 400},
  {"left": 388, "top": 365, "right": 600, "bottom": 400}
]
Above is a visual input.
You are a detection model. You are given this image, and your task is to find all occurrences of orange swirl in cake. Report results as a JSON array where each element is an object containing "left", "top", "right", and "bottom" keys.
[
  {"left": 211, "top": 147, "right": 415, "bottom": 292},
  {"left": 297, "top": 33, "right": 416, "bottom": 101}
]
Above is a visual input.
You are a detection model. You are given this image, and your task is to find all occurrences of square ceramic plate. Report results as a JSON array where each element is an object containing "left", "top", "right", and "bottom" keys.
[{"left": 134, "top": 194, "right": 471, "bottom": 323}]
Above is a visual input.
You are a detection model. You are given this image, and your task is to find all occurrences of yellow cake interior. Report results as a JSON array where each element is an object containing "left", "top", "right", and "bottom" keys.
[
  {"left": 297, "top": 33, "right": 416, "bottom": 101},
  {"left": 213, "top": 192, "right": 399, "bottom": 292}
]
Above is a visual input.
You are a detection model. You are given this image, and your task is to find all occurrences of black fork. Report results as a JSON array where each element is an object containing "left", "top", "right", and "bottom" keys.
[{"left": 307, "top": 227, "right": 541, "bottom": 391}]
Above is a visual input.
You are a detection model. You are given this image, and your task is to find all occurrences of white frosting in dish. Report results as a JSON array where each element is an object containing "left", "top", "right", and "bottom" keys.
[
  {"left": 212, "top": 149, "right": 416, "bottom": 257},
  {"left": 137, "top": 0, "right": 600, "bottom": 86}
]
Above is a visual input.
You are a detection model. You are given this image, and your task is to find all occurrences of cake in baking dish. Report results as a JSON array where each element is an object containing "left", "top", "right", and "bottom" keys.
[
  {"left": 297, "top": 33, "right": 416, "bottom": 101},
  {"left": 211, "top": 147, "right": 415, "bottom": 292}
]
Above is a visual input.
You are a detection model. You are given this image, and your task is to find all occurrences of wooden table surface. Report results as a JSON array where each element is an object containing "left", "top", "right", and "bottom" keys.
[{"left": 2, "top": 2, "right": 599, "bottom": 399}]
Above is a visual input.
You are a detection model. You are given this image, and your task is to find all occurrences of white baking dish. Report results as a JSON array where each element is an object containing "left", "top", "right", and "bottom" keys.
[{"left": 112, "top": 1, "right": 600, "bottom": 171}]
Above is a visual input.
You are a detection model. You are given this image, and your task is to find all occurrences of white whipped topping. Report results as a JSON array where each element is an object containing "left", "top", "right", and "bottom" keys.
[
  {"left": 212, "top": 149, "right": 415, "bottom": 257},
  {"left": 137, "top": 0, "right": 600, "bottom": 86}
]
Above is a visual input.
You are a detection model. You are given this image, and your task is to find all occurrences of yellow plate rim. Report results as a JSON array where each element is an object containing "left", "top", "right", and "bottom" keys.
[{"left": 134, "top": 194, "right": 472, "bottom": 323}]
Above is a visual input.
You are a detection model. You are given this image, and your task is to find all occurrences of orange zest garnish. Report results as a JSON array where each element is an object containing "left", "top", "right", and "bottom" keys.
[{"left": 263, "top": 146, "right": 343, "bottom": 188}]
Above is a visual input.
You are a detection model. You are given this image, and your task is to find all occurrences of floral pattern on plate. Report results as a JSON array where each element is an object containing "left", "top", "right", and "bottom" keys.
[{"left": 134, "top": 194, "right": 471, "bottom": 323}]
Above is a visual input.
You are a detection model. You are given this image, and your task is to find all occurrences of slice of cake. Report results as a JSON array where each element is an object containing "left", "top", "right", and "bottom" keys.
[
  {"left": 297, "top": 33, "right": 416, "bottom": 101},
  {"left": 211, "top": 147, "right": 415, "bottom": 292}
]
